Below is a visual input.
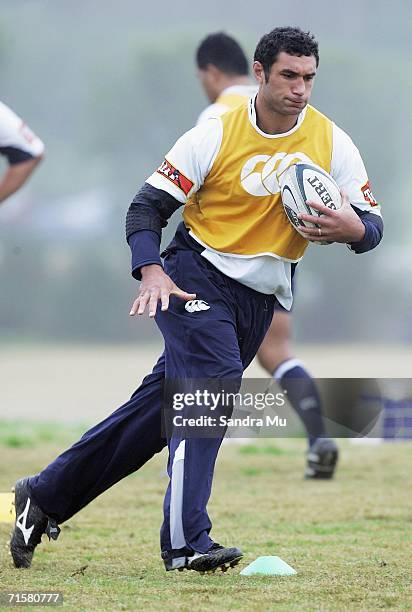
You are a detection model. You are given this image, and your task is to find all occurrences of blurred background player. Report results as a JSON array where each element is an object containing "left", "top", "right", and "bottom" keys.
[
  {"left": 0, "top": 101, "right": 44, "bottom": 205},
  {"left": 196, "top": 33, "right": 257, "bottom": 124},
  {"left": 196, "top": 32, "right": 338, "bottom": 479}
]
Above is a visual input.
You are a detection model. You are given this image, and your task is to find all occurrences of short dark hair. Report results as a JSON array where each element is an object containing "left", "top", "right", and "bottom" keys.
[
  {"left": 254, "top": 27, "right": 319, "bottom": 79},
  {"left": 196, "top": 32, "right": 249, "bottom": 76}
]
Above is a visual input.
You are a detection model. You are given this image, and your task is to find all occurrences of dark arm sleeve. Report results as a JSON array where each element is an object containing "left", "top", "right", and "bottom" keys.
[
  {"left": 348, "top": 207, "right": 383, "bottom": 254},
  {"left": 125, "top": 183, "right": 183, "bottom": 280},
  {"left": 0, "top": 146, "right": 36, "bottom": 165}
]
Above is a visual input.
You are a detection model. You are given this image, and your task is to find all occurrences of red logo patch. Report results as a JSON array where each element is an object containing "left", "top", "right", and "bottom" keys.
[
  {"left": 361, "top": 181, "right": 378, "bottom": 206},
  {"left": 157, "top": 159, "right": 194, "bottom": 196}
]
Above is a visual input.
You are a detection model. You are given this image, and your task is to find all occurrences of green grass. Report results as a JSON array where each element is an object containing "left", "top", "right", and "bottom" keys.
[
  {"left": 0, "top": 420, "right": 88, "bottom": 448},
  {"left": 0, "top": 423, "right": 411, "bottom": 611}
]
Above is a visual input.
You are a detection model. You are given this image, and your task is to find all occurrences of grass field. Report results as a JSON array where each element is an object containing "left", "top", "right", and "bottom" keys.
[{"left": 0, "top": 423, "right": 411, "bottom": 611}]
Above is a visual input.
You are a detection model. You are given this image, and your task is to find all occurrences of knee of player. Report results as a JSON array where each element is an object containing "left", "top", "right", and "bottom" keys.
[
  {"left": 258, "top": 334, "right": 290, "bottom": 358},
  {"left": 197, "top": 360, "right": 243, "bottom": 381},
  {"left": 184, "top": 326, "right": 243, "bottom": 380}
]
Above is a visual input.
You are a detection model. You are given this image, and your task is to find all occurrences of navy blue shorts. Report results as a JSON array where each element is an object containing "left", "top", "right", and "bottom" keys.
[{"left": 159, "top": 223, "right": 277, "bottom": 374}]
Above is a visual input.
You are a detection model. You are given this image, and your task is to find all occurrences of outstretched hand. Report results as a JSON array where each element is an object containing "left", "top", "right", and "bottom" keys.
[
  {"left": 298, "top": 190, "right": 365, "bottom": 244},
  {"left": 129, "top": 264, "right": 196, "bottom": 318}
]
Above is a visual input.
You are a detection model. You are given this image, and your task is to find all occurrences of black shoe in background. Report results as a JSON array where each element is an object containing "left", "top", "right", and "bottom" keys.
[{"left": 305, "top": 438, "right": 339, "bottom": 479}]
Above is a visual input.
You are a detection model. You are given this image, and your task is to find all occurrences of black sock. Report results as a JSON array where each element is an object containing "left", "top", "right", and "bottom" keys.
[{"left": 274, "top": 359, "right": 325, "bottom": 447}]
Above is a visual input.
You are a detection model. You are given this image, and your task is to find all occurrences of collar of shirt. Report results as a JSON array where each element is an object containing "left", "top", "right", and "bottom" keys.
[{"left": 248, "top": 93, "right": 307, "bottom": 139}]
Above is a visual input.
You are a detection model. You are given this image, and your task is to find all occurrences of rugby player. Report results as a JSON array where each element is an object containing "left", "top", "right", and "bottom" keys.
[
  {"left": 196, "top": 32, "right": 338, "bottom": 478},
  {"left": 0, "top": 101, "right": 44, "bottom": 204},
  {"left": 11, "top": 27, "right": 382, "bottom": 574}
]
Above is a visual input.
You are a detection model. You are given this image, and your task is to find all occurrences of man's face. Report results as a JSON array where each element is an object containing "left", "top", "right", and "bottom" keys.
[{"left": 253, "top": 51, "right": 317, "bottom": 116}]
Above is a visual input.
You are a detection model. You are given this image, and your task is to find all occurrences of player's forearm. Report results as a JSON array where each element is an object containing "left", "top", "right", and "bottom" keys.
[
  {"left": 348, "top": 209, "right": 383, "bottom": 253},
  {"left": 128, "top": 230, "right": 162, "bottom": 280},
  {"left": 0, "top": 156, "right": 42, "bottom": 204},
  {"left": 126, "top": 183, "right": 182, "bottom": 279}
]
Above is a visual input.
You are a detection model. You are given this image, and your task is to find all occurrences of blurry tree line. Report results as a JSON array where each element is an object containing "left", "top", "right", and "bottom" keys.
[{"left": 0, "top": 1, "right": 410, "bottom": 343}]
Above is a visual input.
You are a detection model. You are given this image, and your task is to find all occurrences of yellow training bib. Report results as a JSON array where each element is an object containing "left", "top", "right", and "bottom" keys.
[{"left": 184, "top": 103, "right": 333, "bottom": 261}]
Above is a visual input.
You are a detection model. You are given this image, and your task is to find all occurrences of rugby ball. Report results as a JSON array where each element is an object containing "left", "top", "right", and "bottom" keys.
[{"left": 279, "top": 162, "right": 342, "bottom": 244}]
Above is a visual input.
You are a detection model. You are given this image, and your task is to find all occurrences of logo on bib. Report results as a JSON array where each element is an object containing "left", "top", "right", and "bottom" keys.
[
  {"left": 185, "top": 300, "right": 210, "bottom": 313},
  {"left": 157, "top": 159, "right": 194, "bottom": 196},
  {"left": 240, "top": 152, "right": 314, "bottom": 196}
]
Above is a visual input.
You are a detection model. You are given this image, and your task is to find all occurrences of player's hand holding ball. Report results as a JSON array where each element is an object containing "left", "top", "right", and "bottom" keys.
[
  {"left": 280, "top": 162, "right": 365, "bottom": 245},
  {"left": 298, "top": 190, "right": 365, "bottom": 244}
]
